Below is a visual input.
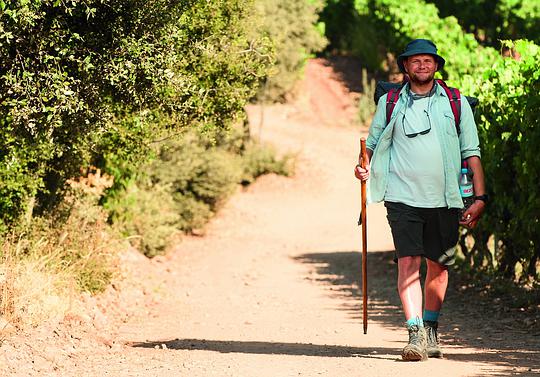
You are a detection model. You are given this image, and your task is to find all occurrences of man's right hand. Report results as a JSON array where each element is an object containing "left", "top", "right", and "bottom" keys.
[{"left": 354, "top": 163, "right": 370, "bottom": 181}]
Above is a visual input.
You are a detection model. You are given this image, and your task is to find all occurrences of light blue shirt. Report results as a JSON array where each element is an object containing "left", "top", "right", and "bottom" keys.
[
  {"left": 366, "top": 82, "right": 481, "bottom": 209},
  {"left": 385, "top": 93, "right": 446, "bottom": 207}
]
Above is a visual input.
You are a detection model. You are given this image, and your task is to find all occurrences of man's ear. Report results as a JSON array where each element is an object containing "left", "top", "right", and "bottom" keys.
[{"left": 402, "top": 58, "right": 409, "bottom": 74}]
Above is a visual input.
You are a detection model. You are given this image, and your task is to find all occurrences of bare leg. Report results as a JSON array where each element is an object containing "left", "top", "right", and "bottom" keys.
[
  {"left": 424, "top": 259, "right": 448, "bottom": 312},
  {"left": 397, "top": 256, "right": 423, "bottom": 320},
  {"left": 423, "top": 259, "right": 447, "bottom": 358}
]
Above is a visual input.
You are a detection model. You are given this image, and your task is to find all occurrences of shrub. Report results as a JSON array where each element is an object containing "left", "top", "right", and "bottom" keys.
[
  {"left": 426, "top": 0, "right": 540, "bottom": 47},
  {"left": 357, "top": 68, "right": 377, "bottom": 126},
  {"left": 319, "top": 0, "right": 382, "bottom": 71},
  {"left": 105, "top": 133, "right": 242, "bottom": 256},
  {"left": 255, "top": 0, "right": 327, "bottom": 102},
  {"left": 460, "top": 40, "right": 540, "bottom": 283},
  {"left": 0, "top": 169, "right": 119, "bottom": 328},
  {"left": 240, "top": 141, "right": 294, "bottom": 185},
  {"left": 106, "top": 181, "right": 182, "bottom": 258},
  {"left": 320, "top": 0, "right": 540, "bottom": 285},
  {"left": 106, "top": 131, "right": 294, "bottom": 256},
  {"left": 0, "top": 0, "right": 273, "bottom": 227}
]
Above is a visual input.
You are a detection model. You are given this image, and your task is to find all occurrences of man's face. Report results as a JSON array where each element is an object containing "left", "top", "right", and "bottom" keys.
[{"left": 403, "top": 54, "right": 438, "bottom": 85}]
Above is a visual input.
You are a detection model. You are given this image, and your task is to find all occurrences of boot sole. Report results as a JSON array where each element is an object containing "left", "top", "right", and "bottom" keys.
[
  {"left": 402, "top": 348, "right": 428, "bottom": 361},
  {"left": 427, "top": 349, "right": 443, "bottom": 358}
]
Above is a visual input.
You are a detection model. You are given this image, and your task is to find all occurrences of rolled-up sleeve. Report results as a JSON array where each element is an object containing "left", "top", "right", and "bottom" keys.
[
  {"left": 459, "top": 98, "right": 481, "bottom": 159},
  {"left": 366, "top": 94, "right": 388, "bottom": 152}
]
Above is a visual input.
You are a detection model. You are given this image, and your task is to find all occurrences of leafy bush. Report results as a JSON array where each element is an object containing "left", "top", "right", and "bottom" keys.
[
  {"left": 363, "top": 0, "right": 539, "bottom": 283},
  {"left": 104, "top": 133, "right": 239, "bottom": 257},
  {"left": 240, "top": 141, "right": 294, "bottom": 184},
  {"left": 319, "top": 0, "right": 382, "bottom": 71},
  {"left": 0, "top": 0, "right": 273, "bottom": 228},
  {"left": 105, "top": 181, "right": 182, "bottom": 258},
  {"left": 426, "top": 0, "right": 540, "bottom": 47},
  {"left": 255, "top": 0, "right": 327, "bottom": 102},
  {"left": 1, "top": 168, "right": 118, "bottom": 295},
  {"left": 357, "top": 68, "right": 377, "bottom": 126},
  {"left": 364, "top": 0, "right": 501, "bottom": 81},
  {"left": 107, "top": 132, "right": 294, "bottom": 256},
  {"left": 460, "top": 40, "right": 540, "bottom": 283},
  {"left": 320, "top": 1, "right": 540, "bottom": 284},
  {"left": 149, "top": 135, "right": 243, "bottom": 211}
]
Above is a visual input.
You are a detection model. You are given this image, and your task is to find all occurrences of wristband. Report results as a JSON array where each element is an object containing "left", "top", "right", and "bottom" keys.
[{"left": 474, "top": 194, "right": 488, "bottom": 203}]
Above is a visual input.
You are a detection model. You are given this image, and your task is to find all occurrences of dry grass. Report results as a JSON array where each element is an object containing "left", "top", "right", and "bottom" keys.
[
  {"left": 0, "top": 246, "right": 78, "bottom": 331},
  {"left": 0, "top": 168, "right": 121, "bottom": 332},
  {"left": 357, "top": 68, "right": 377, "bottom": 127}
]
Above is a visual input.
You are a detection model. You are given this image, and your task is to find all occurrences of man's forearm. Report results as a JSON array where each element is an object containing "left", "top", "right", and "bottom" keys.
[
  {"left": 358, "top": 149, "right": 373, "bottom": 165},
  {"left": 467, "top": 156, "right": 486, "bottom": 196}
]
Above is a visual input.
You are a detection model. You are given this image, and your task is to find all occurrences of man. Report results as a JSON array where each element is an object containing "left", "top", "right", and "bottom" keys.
[{"left": 354, "top": 39, "right": 487, "bottom": 361}]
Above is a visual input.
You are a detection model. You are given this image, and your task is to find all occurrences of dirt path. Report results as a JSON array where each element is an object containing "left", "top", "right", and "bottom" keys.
[{"left": 2, "top": 59, "right": 539, "bottom": 376}]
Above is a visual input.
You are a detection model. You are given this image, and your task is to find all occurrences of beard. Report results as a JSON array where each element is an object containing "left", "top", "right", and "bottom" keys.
[{"left": 409, "top": 71, "right": 435, "bottom": 85}]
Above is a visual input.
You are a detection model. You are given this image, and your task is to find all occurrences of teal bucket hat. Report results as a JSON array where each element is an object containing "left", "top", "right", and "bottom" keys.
[{"left": 397, "top": 39, "right": 445, "bottom": 73}]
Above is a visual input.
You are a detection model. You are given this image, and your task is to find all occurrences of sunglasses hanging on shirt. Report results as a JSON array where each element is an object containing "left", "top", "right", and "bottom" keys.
[{"left": 402, "top": 85, "right": 435, "bottom": 138}]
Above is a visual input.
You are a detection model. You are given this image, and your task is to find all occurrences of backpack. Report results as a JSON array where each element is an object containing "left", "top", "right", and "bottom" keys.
[{"left": 373, "top": 79, "right": 478, "bottom": 135}]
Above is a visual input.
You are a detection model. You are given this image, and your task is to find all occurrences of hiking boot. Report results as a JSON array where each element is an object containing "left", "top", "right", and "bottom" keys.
[
  {"left": 401, "top": 324, "right": 428, "bottom": 361},
  {"left": 424, "top": 320, "right": 443, "bottom": 358}
]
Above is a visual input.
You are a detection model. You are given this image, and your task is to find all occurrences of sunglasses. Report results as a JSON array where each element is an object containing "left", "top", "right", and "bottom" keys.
[{"left": 402, "top": 98, "right": 432, "bottom": 138}]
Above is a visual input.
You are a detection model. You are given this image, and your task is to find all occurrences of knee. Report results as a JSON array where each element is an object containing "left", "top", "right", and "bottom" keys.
[
  {"left": 397, "top": 256, "right": 421, "bottom": 289},
  {"left": 427, "top": 261, "right": 449, "bottom": 282},
  {"left": 433, "top": 270, "right": 448, "bottom": 285},
  {"left": 398, "top": 256, "right": 421, "bottom": 275}
]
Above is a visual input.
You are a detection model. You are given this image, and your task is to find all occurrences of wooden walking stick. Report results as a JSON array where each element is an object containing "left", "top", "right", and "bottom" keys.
[{"left": 360, "top": 138, "right": 368, "bottom": 334}]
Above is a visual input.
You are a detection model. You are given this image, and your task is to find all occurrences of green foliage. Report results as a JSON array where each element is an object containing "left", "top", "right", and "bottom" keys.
[
  {"left": 357, "top": 68, "right": 377, "bottom": 126},
  {"left": 106, "top": 181, "right": 183, "bottom": 258},
  {"left": 426, "top": 0, "right": 540, "bottom": 46},
  {"left": 320, "top": 0, "right": 501, "bottom": 76},
  {"left": 461, "top": 40, "right": 540, "bottom": 283},
  {"left": 320, "top": 0, "right": 540, "bottom": 284},
  {"left": 107, "top": 132, "right": 294, "bottom": 257},
  {"left": 150, "top": 135, "right": 243, "bottom": 213},
  {"left": 2, "top": 172, "right": 117, "bottom": 294},
  {"left": 255, "top": 0, "right": 328, "bottom": 102},
  {"left": 0, "top": 0, "right": 317, "bottom": 311},
  {"left": 106, "top": 134, "right": 241, "bottom": 257},
  {"left": 240, "top": 142, "right": 294, "bottom": 184},
  {"left": 362, "top": 0, "right": 501, "bottom": 81},
  {"left": 355, "top": 1, "right": 539, "bottom": 283},
  {"left": 319, "top": 0, "right": 382, "bottom": 71},
  {"left": 0, "top": 0, "right": 273, "bottom": 227}
]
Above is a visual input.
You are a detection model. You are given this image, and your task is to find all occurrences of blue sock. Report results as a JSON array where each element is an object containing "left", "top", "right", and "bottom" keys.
[
  {"left": 406, "top": 317, "right": 423, "bottom": 327},
  {"left": 423, "top": 309, "right": 440, "bottom": 322}
]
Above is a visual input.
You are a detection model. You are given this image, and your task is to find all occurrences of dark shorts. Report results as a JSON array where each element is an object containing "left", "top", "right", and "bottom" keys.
[{"left": 384, "top": 201, "right": 459, "bottom": 266}]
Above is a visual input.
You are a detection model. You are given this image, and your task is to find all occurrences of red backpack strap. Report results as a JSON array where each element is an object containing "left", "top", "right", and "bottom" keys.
[
  {"left": 436, "top": 79, "right": 462, "bottom": 135},
  {"left": 385, "top": 88, "right": 401, "bottom": 125}
]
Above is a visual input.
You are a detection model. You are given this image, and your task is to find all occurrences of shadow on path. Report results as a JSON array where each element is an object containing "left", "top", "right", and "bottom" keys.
[
  {"left": 293, "top": 250, "right": 540, "bottom": 375},
  {"left": 127, "top": 249, "right": 538, "bottom": 375},
  {"left": 130, "top": 338, "right": 399, "bottom": 361}
]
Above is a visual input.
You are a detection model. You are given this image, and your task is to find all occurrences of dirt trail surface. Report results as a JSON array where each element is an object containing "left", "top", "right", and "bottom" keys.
[{"left": 2, "top": 58, "right": 539, "bottom": 376}]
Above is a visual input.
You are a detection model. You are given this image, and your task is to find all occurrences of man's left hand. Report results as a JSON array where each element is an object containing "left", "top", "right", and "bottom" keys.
[{"left": 459, "top": 200, "right": 486, "bottom": 228}]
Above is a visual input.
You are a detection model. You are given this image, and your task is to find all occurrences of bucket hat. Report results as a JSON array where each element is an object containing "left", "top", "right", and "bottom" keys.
[{"left": 397, "top": 39, "right": 445, "bottom": 73}]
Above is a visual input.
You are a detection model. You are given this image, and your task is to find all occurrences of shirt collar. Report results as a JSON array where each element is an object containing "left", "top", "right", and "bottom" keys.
[{"left": 399, "top": 81, "right": 447, "bottom": 100}]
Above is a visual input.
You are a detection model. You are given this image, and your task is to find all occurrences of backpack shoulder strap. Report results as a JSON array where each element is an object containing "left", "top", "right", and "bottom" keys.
[
  {"left": 436, "top": 79, "right": 462, "bottom": 135},
  {"left": 385, "top": 87, "right": 402, "bottom": 125}
]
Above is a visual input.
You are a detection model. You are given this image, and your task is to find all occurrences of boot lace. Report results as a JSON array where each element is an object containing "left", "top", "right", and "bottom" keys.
[{"left": 408, "top": 325, "right": 423, "bottom": 345}]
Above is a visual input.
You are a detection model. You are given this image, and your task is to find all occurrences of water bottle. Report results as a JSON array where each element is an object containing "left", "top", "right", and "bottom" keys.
[{"left": 459, "top": 163, "right": 474, "bottom": 211}]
